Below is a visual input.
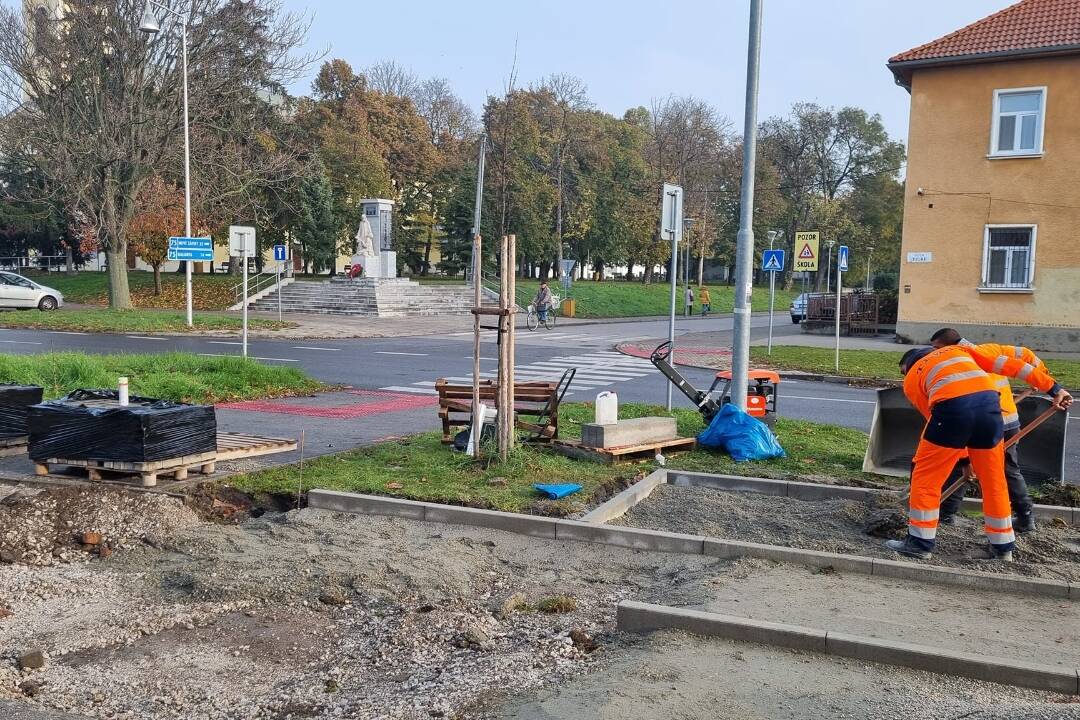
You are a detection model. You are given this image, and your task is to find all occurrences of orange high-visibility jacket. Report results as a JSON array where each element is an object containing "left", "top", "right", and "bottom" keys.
[
  {"left": 960, "top": 341, "right": 1045, "bottom": 429},
  {"left": 903, "top": 345, "right": 1057, "bottom": 419}
]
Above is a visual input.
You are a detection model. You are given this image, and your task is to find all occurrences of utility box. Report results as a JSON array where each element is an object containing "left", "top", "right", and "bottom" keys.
[{"left": 563, "top": 298, "right": 576, "bottom": 317}]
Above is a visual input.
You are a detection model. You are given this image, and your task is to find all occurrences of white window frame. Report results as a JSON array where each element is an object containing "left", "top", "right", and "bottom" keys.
[
  {"left": 988, "top": 87, "right": 1046, "bottom": 159},
  {"left": 980, "top": 224, "right": 1037, "bottom": 293}
]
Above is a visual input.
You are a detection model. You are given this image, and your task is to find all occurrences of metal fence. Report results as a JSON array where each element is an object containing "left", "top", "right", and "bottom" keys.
[
  {"left": 805, "top": 291, "right": 881, "bottom": 336},
  {"left": 0, "top": 255, "right": 69, "bottom": 273}
]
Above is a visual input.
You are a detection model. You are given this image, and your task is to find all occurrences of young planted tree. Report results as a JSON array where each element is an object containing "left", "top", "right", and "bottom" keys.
[
  {"left": 128, "top": 176, "right": 186, "bottom": 295},
  {"left": 0, "top": 0, "right": 311, "bottom": 308}
]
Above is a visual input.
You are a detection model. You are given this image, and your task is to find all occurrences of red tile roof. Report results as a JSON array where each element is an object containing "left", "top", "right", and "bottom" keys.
[{"left": 890, "top": 0, "right": 1080, "bottom": 64}]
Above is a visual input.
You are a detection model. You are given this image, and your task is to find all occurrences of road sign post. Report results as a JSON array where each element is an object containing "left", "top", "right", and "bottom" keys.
[
  {"left": 835, "top": 245, "right": 849, "bottom": 372},
  {"left": 761, "top": 249, "right": 785, "bottom": 355},
  {"left": 273, "top": 244, "right": 287, "bottom": 323},
  {"left": 661, "top": 184, "right": 683, "bottom": 411},
  {"left": 230, "top": 226, "right": 256, "bottom": 358}
]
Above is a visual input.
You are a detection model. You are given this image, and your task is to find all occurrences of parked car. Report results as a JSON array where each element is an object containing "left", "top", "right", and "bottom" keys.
[
  {"left": 790, "top": 293, "right": 808, "bottom": 323},
  {"left": 0, "top": 272, "right": 63, "bottom": 311}
]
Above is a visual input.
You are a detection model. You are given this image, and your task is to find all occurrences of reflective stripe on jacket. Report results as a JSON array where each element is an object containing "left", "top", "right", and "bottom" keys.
[
  {"left": 903, "top": 345, "right": 1057, "bottom": 418},
  {"left": 961, "top": 340, "right": 1047, "bottom": 430}
]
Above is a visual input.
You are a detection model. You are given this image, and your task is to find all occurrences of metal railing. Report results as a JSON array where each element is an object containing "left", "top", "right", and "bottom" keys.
[
  {"left": 0, "top": 255, "right": 69, "bottom": 273},
  {"left": 233, "top": 271, "right": 285, "bottom": 305}
]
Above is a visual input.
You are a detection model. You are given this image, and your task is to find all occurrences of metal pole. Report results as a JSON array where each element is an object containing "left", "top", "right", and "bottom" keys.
[
  {"left": 768, "top": 269, "right": 775, "bottom": 355},
  {"left": 470, "top": 134, "right": 487, "bottom": 281},
  {"left": 242, "top": 236, "right": 249, "bottom": 358},
  {"left": 834, "top": 248, "right": 842, "bottom": 373},
  {"left": 181, "top": 19, "right": 193, "bottom": 328},
  {"left": 866, "top": 249, "right": 873, "bottom": 290},
  {"left": 470, "top": 135, "right": 486, "bottom": 459},
  {"left": 730, "top": 0, "right": 764, "bottom": 412},
  {"left": 666, "top": 229, "right": 678, "bottom": 412},
  {"left": 825, "top": 244, "right": 833, "bottom": 293},
  {"left": 277, "top": 261, "right": 282, "bottom": 322}
]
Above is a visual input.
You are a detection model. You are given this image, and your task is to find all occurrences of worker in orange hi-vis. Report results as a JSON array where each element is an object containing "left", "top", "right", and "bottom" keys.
[{"left": 890, "top": 345, "right": 1072, "bottom": 562}]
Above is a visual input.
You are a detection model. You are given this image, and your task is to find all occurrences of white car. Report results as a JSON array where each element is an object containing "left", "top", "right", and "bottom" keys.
[
  {"left": 0, "top": 272, "right": 64, "bottom": 311},
  {"left": 789, "top": 293, "right": 808, "bottom": 323}
]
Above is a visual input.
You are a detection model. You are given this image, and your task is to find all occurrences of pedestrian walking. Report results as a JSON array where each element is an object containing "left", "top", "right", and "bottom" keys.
[
  {"left": 684, "top": 286, "right": 694, "bottom": 317},
  {"left": 699, "top": 286, "right": 711, "bottom": 316}
]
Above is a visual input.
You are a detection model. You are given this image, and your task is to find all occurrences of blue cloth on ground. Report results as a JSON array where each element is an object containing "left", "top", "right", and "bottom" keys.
[
  {"left": 697, "top": 404, "right": 786, "bottom": 462},
  {"left": 533, "top": 483, "right": 582, "bottom": 499}
]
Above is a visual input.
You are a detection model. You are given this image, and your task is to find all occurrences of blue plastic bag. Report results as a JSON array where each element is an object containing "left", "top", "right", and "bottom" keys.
[{"left": 697, "top": 404, "right": 785, "bottom": 462}]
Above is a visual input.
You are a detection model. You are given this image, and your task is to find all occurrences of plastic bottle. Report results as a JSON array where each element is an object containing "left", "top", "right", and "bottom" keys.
[{"left": 595, "top": 391, "right": 618, "bottom": 425}]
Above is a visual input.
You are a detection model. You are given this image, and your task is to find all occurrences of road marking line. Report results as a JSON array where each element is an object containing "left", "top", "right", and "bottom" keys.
[
  {"left": 208, "top": 341, "right": 242, "bottom": 345},
  {"left": 0, "top": 340, "right": 43, "bottom": 345},
  {"left": 783, "top": 394, "right": 875, "bottom": 405},
  {"left": 127, "top": 336, "right": 168, "bottom": 341},
  {"left": 375, "top": 351, "right": 429, "bottom": 357},
  {"left": 292, "top": 346, "right": 342, "bottom": 351},
  {"left": 465, "top": 356, "right": 498, "bottom": 361},
  {"left": 48, "top": 331, "right": 88, "bottom": 335},
  {"left": 198, "top": 353, "right": 299, "bottom": 363}
]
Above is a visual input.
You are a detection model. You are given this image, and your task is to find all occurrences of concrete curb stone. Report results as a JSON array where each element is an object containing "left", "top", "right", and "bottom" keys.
[
  {"left": 617, "top": 601, "right": 827, "bottom": 652},
  {"left": 556, "top": 520, "right": 705, "bottom": 555},
  {"left": 703, "top": 538, "right": 875, "bottom": 575},
  {"left": 870, "top": 558, "right": 1072, "bottom": 599}
]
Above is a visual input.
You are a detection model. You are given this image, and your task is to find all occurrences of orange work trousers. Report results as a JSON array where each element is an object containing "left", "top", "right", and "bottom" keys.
[{"left": 908, "top": 439, "right": 1015, "bottom": 552}]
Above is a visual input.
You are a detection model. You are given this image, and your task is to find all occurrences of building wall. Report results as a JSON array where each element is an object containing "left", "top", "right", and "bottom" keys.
[{"left": 897, "top": 56, "right": 1080, "bottom": 351}]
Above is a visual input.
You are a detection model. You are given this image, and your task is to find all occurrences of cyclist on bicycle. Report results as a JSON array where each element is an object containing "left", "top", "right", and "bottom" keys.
[{"left": 533, "top": 281, "right": 553, "bottom": 323}]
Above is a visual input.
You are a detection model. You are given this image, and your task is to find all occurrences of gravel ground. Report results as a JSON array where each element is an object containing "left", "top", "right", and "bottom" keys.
[
  {"left": 615, "top": 484, "right": 1080, "bottom": 581},
  {"left": 2, "top": 484, "right": 1078, "bottom": 720}
]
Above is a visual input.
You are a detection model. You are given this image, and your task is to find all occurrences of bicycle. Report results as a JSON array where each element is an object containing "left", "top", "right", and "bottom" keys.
[{"left": 526, "top": 294, "right": 560, "bottom": 331}]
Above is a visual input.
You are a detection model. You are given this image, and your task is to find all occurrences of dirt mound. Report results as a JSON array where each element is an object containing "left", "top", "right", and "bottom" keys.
[{"left": 0, "top": 486, "right": 202, "bottom": 566}]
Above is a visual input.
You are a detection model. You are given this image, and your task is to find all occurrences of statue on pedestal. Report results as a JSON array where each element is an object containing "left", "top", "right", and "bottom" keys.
[{"left": 354, "top": 217, "right": 376, "bottom": 258}]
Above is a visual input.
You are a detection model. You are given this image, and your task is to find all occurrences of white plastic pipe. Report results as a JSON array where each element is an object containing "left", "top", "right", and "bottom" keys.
[{"left": 118, "top": 377, "right": 129, "bottom": 406}]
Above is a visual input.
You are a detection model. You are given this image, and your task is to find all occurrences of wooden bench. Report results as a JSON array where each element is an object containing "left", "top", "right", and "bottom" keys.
[{"left": 436, "top": 379, "right": 561, "bottom": 443}]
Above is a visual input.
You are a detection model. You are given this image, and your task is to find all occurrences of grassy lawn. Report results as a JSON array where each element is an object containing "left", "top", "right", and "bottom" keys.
[
  {"left": 752, "top": 345, "right": 1080, "bottom": 389},
  {"left": 0, "top": 352, "right": 323, "bottom": 404},
  {"left": 513, "top": 279, "right": 799, "bottom": 319},
  {"left": 229, "top": 402, "right": 874, "bottom": 515},
  {"left": 0, "top": 309, "right": 290, "bottom": 334},
  {"left": 25, "top": 271, "right": 242, "bottom": 311}
]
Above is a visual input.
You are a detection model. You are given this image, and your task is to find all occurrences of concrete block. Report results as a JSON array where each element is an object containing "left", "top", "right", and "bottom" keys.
[
  {"left": 959, "top": 497, "right": 1073, "bottom": 524},
  {"left": 421, "top": 505, "right": 557, "bottom": 539},
  {"left": 581, "top": 417, "right": 677, "bottom": 449},
  {"left": 785, "top": 481, "right": 877, "bottom": 502},
  {"left": 668, "top": 471, "right": 789, "bottom": 497},
  {"left": 871, "top": 558, "right": 1071, "bottom": 599},
  {"left": 580, "top": 469, "right": 667, "bottom": 524},
  {"left": 825, "top": 632, "right": 1080, "bottom": 695},
  {"left": 617, "top": 601, "right": 827, "bottom": 652},
  {"left": 556, "top": 521, "right": 704, "bottom": 555},
  {"left": 307, "top": 489, "right": 429, "bottom": 520},
  {"left": 703, "top": 539, "right": 874, "bottom": 575}
]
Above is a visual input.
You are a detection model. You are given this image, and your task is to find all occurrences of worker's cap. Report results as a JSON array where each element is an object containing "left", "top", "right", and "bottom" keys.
[{"left": 899, "top": 347, "right": 934, "bottom": 374}]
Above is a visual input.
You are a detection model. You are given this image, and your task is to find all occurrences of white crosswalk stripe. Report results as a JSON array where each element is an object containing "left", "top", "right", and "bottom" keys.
[
  {"left": 381, "top": 350, "right": 657, "bottom": 396},
  {"left": 439, "top": 328, "right": 659, "bottom": 349}
]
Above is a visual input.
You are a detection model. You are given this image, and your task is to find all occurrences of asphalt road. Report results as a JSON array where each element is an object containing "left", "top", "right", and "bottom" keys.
[{"left": 0, "top": 315, "right": 1075, "bottom": 477}]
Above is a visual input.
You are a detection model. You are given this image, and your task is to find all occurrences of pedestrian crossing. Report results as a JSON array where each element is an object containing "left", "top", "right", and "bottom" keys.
[
  {"left": 443, "top": 329, "right": 656, "bottom": 349},
  {"left": 380, "top": 350, "right": 657, "bottom": 396}
]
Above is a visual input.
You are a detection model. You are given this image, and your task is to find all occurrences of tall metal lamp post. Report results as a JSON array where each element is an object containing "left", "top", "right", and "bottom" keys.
[
  {"left": 866, "top": 245, "right": 875, "bottom": 290},
  {"left": 139, "top": 1, "right": 194, "bottom": 328}
]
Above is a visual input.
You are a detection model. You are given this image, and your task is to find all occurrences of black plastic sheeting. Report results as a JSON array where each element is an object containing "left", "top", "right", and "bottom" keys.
[
  {"left": 0, "top": 385, "right": 44, "bottom": 438},
  {"left": 28, "top": 390, "right": 217, "bottom": 463}
]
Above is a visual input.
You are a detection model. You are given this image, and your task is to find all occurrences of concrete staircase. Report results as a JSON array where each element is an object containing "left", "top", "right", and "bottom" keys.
[{"left": 248, "top": 277, "right": 486, "bottom": 317}]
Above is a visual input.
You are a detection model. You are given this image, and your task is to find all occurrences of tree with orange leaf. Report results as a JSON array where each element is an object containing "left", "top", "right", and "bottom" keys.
[{"left": 127, "top": 177, "right": 186, "bottom": 296}]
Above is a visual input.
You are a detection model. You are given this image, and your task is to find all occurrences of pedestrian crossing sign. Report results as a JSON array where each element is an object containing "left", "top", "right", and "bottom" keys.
[
  {"left": 762, "top": 249, "right": 785, "bottom": 272},
  {"left": 794, "top": 231, "right": 820, "bottom": 272}
]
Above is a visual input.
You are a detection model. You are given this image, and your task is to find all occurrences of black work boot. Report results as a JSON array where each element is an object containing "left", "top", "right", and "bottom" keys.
[
  {"left": 976, "top": 544, "right": 1014, "bottom": 562},
  {"left": 1014, "top": 512, "right": 1036, "bottom": 534},
  {"left": 939, "top": 514, "right": 958, "bottom": 526},
  {"left": 885, "top": 537, "right": 932, "bottom": 560}
]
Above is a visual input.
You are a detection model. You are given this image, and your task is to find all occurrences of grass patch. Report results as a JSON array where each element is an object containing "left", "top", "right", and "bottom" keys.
[
  {"left": 0, "top": 309, "right": 291, "bottom": 334},
  {"left": 511, "top": 279, "right": 799, "bottom": 319},
  {"left": 229, "top": 402, "right": 876, "bottom": 514},
  {"left": 25, "top": 271, "right": 242, "bottom": 311},
  {"left": 537, "top": 595, "right": 577, "bottom": 614},
  {"left": 752, "top": 345, "right": 1080, "bottom": 389},
  {"left": 0, "top": 352, "right": 323, "bottom": 403}
]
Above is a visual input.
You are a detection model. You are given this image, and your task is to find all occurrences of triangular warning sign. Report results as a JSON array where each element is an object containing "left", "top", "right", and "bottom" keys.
[
  {"left": 763, "top": 255, "right": 782, "bottom": 271},
  {"left": 799, "top": 243, "right": 815, "bottom": 259}
]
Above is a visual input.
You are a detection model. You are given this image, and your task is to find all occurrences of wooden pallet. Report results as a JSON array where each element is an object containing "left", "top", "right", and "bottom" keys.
[
  {"left": 0, "top": 434, "right": 28, "bottom": 458},
  {"left": 32, "top": 432, "right": 298, "bottom": 488},
  {"left": 215, "top": 432, "right": 297, "bottom": 461},
  {"left": 549, "top": 436, "right": 697, "bottom": 465}
]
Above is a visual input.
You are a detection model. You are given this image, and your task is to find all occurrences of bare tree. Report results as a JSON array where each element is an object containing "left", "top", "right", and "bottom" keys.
[
  {"left": 365, "top": 59, "right": 419, "bottom": 100},
  {"left": 0, "top": 0, "right": 313, "bottom": 307}
]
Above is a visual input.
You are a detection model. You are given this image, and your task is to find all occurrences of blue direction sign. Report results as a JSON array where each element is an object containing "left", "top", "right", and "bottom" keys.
[
  {"left": 838, "top": 245, "right": 850, "bottom": 272},
  {"left": 762, "top": 249, "right": 785, "bottom": 272},
  {"left": 168, "top": 237, "right": 213, "bottom": 262},
  {"left": 273, "top": 244, "right": 287, "bottom": 262}
]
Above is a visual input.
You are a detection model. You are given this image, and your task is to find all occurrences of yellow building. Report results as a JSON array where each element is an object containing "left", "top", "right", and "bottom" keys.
[{"left": 888, "top": 0, "right": 1080, "bottom": 351}]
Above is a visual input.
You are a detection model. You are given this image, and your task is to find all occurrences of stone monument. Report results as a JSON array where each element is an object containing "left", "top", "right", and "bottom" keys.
[{"left": 351, "top": 198, "right": 396, "bottom": 279}]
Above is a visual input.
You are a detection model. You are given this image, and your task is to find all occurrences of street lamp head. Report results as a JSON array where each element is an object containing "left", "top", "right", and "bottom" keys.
[
  {"left": 138, "top": 3, "right": 161, "bottom": 34},
  {"left": 766, "top": 230, "right": 778, "bottom": 242}
]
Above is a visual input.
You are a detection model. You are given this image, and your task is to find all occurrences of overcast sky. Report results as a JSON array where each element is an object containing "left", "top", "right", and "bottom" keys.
[{"left": 283, "top": 0, "right": 1017, "bottom": 145}]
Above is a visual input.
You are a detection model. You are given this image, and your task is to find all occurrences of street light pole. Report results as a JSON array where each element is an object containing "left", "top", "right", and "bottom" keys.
[
  {"left": 730, "top": 0, "right": 764, "bottom": 412},
  {"left": 825, "top": 240, "right": 835, "bottom": 294},
  {"left": 866, "top": 246, "right": 875, "bottom": 290},
  {"left": 140, "top": 0, "right": 193, "bottom": 327}
]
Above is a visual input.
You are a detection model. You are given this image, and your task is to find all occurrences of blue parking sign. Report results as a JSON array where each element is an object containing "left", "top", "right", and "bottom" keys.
[
  {"left": 273, "top": 245, "right": 287, "bottom": 262},
  {"left": 762, "top": 249, "right": 785, "bottom": 272}
]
